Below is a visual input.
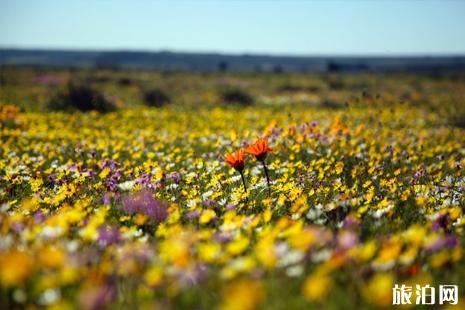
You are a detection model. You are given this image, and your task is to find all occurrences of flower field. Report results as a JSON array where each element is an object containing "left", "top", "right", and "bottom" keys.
[{"left": 1, "top": 71, "right": 465, "bottom": 309}]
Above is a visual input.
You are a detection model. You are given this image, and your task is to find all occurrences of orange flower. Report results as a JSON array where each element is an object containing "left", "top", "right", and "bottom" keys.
[
  {"left": 245, "top": 138, "right": 272, "bottom": 161},
  {"left": 224, "top": 150, "right": 245, "bottom": 172}
]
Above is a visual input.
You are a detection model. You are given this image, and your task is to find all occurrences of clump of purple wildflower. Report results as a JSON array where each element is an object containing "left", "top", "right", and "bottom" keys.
[{"left": 122, "top": 190, "right": 168, "bottom": 223}]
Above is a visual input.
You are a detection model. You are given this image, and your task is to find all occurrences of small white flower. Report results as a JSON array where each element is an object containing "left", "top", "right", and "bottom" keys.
[
  {"left": 251, "top": 166, "right": 261, "bottom": 176},
  {"left": 278, "top": 250, "right": 304, "bottom": 267},
  {"left": 38, "top": 288, "right": 60, "bottom": 305},
  {"left": 118, "top": 180, "right": 135, "bottom": 191},
  {"left": 286, "top": 265, "right": 304, "bottom": 277},
  {"left": 66, "top": 240, "right": 79, "bottom": 252},
  {"left": 40, "top": 226, "right": 64, "bottom": 239},
  {"left": 372, "top": 260, "right": 395, "bottom": 271},
  {"left": 202, "top": 190, "right": 213, "bottom": 200},
  {"left": 371, "top": 204, "right": 394, "bottom": 218},
  {"left": 312, "top": 249, "right": 332, "bottom": 263},
  {"left": 230, "top": 175, "right": 242, "bottom": 182},
  {"left": 167, "top": 183, "right": 179, "bottom": 190}
]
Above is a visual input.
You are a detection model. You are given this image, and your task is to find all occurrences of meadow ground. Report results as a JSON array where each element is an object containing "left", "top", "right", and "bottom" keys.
[{"left": 1, "top": 69, "right": 465, "bottom": 309}]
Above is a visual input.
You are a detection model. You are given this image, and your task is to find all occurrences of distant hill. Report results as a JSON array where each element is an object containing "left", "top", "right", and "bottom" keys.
[{"left": 1, "top": 48, "right": 465, "bottom": 73}]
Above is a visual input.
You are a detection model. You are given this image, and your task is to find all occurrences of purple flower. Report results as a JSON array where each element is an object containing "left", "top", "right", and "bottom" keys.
[
  {"left": 135, "top": 174, "right": 152, "bottom": 186},
  {"left": 240, "top": 140, "right": 249, "bottom": 148},
  {"left": 122, "top": 190, "right": 168, "bottom": 222},
  {"left": 432, "top": 214, "right": 449, "bottom": 231},
  {"left": 444, "top": 235, "right": 458, "bottom": 248},
  {"left": 12, "top": 221, "right": 24, "bottom": 233},
  {"left": 203, "top": 200, "right": 215, "bottom": 208},
  {"left": 48, "top": 173, "right": 58, "bottom": 182},
  {"left": 98, "top": 160, "right": 123, "bottom": 192},
  {"left": 98, "top": 225, "right": 121, "bottom": 247},
  {"left": 413, "top": 169, "right": 425, "bottom": 179},
  {"left": 34, "top": 210, "right": 46, "bottom": 224},
  {"left": 166, "top": 172, "right": 181, "bottom": 183},
  {"left": 100, "top": 160, "right": 120, "bottom": 170},
  {"left": 438, "top": 186, "right": 449, "bottom": 193},
  {"left": 337, "top": 231, "right": 358, "bottom": 250},
  {"left": 342, "top": 216, "right": 360, "bottom": 229},
  {"left": 102, "top": 193, "right": 112, "bottom": 205},
  {"left": 426, "top": 234, "right": 458, "bottom": 252},
  {"left": 186, "top": 210, "right": 200, "bottom": 220},
  {"left": 212, "top": 232, "right": 233, "bottom": 243},
  {"left": 225, "top": 203, "right": 237, "bottom": 211}
]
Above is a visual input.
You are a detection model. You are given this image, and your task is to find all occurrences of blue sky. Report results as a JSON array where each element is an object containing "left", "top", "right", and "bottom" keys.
[{"left": 1, "top": 0, "right": 465, "bottom": 55}]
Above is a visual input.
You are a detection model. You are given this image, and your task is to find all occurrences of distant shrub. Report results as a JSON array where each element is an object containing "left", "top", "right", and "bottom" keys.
[
  {"left": 277, "top": 84, "right": 320, "bottom": 93},
  {"left": 48, "top": 82, "right": 117, "bottom": 113},
  {"left": 326, "top": 79, "right": 345, "bottom": 90},
  {"left": 118, "top": 77, "right": 133, "bottom": 86},
  {"left": 86, "top": 76, "right": 111, "bottom": 84},
  {"left": 320, "top": 100, "right": 344, "bottom": 109},
  {"left": 142, "top": 88, "right": 171, "bottom": 107},
  {"left": 220, "top": 88, "right": 254, "bottom": 106}
]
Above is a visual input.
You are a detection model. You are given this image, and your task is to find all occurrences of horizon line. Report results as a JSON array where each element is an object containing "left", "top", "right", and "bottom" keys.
[{"left": 2, "top": 46, "right": 465, "bottom": 59}]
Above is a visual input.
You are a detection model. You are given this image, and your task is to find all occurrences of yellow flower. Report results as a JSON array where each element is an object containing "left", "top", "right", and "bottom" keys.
[
  {"left": 198, "top": 242, "right": 221, "bottom": 263},
  {"left": 402, "top": 225, "right": 426, "bottom": 245},
  {"left": 0, "top": 250, "right": 33, "bottom": 286},
  {"left": 145, "top": 266, "right": 163, "bottom": 286},
  {"left": 288, "top": 228, "right": 316, "bottom": 251},
  {"left": 159, "top": 238, "right": 189, "bottom": 267},
  {"left": 363, "top": 273, "right": 394, "bottom": 306},
  {"left": 335, "top": 161, "right": 344, "bottom": 174},
  {"left": 199, "top": 209, "right": 216, "bottom": 224},
  {"left": 353, "top": 240, "right": 377, "bottom": 262},
  {"left": 99, "top": 167, "right": 111, "bottom": 179},
  {"left": 220, "top": 279, "right": 263, "bottom": 310},
  {"left": 255, "top": 238, "right": 277, "bottom": 269},
  {"left": 39, "top": 246, "right": 65, "bottom": 269},
  {"left": 302, "top": 272, "right": 332, "bottom": 302},
  {"left": 430, "top": 250, "right": 449, "bottom": 268},
  {"left": 373, "top": 238, "right": 402, "bottom": 268},
  {"left": 226, "top": 236, "right": 249, "bottom": 256}
]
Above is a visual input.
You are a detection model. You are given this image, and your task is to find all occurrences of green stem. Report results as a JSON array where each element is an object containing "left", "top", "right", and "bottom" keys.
[
  {"left": 240, "top": 171, "right": 247, "bottom": 193},
  {"left": 261, "top": 160, "right": 271, "bottom": 195}
]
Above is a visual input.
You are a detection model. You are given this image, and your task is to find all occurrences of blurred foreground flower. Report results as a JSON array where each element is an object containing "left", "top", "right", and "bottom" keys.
[
  {"left": 0, "top": 250, "right": 33, "bottom": 286},
  {"left": 363, "top": 273, "right": 394, "bottom": 307},
  {"left": 302, "top": 272, "right": 333, "bottom": 302},
  {"left": 220, "top": 279, "right": 263, "bottom": 310},
  {"left": 78, "top": 283, "right": 117, "bottom": 310}
]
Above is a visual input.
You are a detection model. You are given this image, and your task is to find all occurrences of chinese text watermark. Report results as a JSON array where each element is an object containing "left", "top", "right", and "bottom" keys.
[{"left": 393, "top": 284, "right": 458, "bottom": 305}]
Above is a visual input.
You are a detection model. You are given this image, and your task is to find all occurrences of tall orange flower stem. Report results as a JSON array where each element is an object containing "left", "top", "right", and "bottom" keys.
[
  {"left": 240, "top": 171, "right": 247, "bottom": 193},
  {"left": 260, "top": 159, "right": 271, "bottom": 195},
  {"left": 224, "top": 150, "right": 247, "bottom": 193}
]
